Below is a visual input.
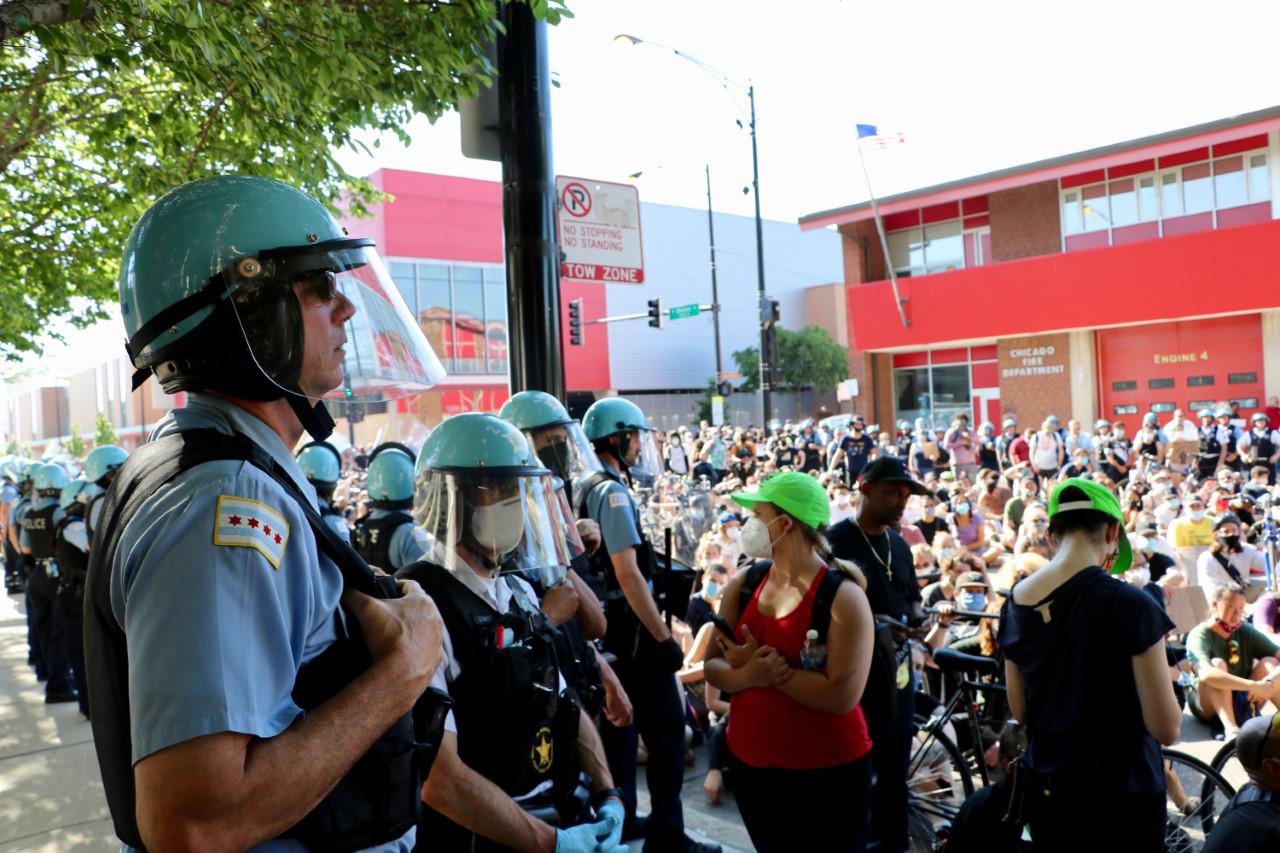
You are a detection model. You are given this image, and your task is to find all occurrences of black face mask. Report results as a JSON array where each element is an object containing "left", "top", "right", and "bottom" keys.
[
  {"left": 536, "top": 440, "right": 571, "bottom": 481},
  {"left": 1219, "top": 534, "right": 1242, "bottom": 551}
]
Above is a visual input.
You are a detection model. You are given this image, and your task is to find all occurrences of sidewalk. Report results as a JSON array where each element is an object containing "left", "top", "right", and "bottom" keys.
[{"left": 0, "top": 592, "right": 114, "bottom": 851}]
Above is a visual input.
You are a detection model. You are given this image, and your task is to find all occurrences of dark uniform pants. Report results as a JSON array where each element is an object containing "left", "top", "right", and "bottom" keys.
[
  {"left": 59, "top": 590, "right": 87, "bottom": 714},
  {"left": 868, "top": 676, "right": 916, "bottom": 852},
  {"left": 600, "top": 631, "right": 687, "bottom": 849},
  {"left": 26, "top": 568, "right": 74, "bottom": 697}
]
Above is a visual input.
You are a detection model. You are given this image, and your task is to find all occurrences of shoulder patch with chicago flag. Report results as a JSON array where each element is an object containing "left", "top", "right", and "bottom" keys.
[
  {"left": 213, "top": 495, "right": 290, "bottom": 569},
  {"left": 608, "top": 492, "right": 630, "bottom": 509}
]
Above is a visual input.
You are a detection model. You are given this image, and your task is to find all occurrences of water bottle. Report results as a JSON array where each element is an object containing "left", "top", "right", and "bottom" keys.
[{"left": 800, "top": 629, "right": 826, "bottom": 671}]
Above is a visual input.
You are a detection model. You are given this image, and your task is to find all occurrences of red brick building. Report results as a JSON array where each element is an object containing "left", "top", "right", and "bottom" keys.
[{"left": 801, "top": 105, "right": 1280, "bottom": 432}]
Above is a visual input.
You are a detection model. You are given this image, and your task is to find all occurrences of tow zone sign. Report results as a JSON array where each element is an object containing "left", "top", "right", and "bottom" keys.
[{"left": 556, "top": 176, "right": 645, "bottom": 284}]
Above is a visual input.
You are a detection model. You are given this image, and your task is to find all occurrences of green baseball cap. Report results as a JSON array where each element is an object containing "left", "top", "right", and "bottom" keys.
[
  {"left": 1048, "top": 477, "right": 1131, "bottom": 574},
  {"left": 730, "top": 471, "right": 830, "bottom": 530}
]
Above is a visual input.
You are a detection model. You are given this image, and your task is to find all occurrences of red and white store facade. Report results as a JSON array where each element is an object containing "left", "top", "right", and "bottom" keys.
[{"left": 801, "top": 106, "right": 1280, "bottom": 432}]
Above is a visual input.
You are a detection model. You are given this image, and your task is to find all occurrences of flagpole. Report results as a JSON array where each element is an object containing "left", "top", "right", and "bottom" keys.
[{"left": 855, "top": 139, "right": 910, "bottom": 328}]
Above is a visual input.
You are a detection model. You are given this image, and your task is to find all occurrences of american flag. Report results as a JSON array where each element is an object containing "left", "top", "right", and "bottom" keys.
[{"left": 856, "top": 123, "right": 906, "bottom": 149}]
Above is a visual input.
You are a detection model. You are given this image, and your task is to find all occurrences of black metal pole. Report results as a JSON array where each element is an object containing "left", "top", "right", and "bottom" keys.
[
  {"left": 497, "top": 2, "right": 563, "bottom": 398},
  {"left": 705, "top": 164, "right": 723, "bottom": 380},
  {"left": 748, "top": 84, "right": 770, "bottom": 425}
]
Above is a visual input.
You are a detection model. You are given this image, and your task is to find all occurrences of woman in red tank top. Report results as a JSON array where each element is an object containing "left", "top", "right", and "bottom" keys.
[{"left": 704, "top": 472, "right": 875, "bottom": 852}]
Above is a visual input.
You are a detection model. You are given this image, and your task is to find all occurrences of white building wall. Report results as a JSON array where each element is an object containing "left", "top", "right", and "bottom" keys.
[{"left": 604, "top": 202, "right": 841, "bottom": 391}]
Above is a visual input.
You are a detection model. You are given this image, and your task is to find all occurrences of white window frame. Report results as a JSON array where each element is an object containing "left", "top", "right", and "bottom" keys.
[{"left": 1058, "top": 147, "right": 1271, "bottom": 248}]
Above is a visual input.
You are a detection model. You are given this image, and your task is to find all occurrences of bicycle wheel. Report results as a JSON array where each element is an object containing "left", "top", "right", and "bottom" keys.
[
  {"left": 910, "top": 714, "right": 974, "bottom": 809},
  {"left": 1162, "top": 748, "right": 1236, "bottom": 851},
  {"left": 1208, "top": 737, "right": 1249, "bottom": 792}
]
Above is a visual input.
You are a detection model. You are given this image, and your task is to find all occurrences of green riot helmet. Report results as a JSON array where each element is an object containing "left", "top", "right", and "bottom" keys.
[
  {"left": 33, "top": 462, "right": 69, "bottom": 498},
  {"left": 498, "top": 390, "right": 602, "bottom": 486},
  {"left": 84, "top": 444, "right": 128, "bottom": 486},
  {"left": 14, "top": 460, "right": 33, "bottom": 495},
  {"left": 366, "top": 443, "right": 416, "bottom": 508},
  {"left": 415, "top": 413, "right": 572, "bottom": 576},
  {"left": 296, "top": 441, "right": 342, "bottom": 489},
  {"left": 582, "top": 396, "right": 661, "bottom": 481},
  {"left": 118, "top": 176, "right": 446, "bottom": 441}
]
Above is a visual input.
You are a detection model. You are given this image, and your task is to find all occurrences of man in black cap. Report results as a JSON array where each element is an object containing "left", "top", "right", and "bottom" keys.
[
  {"left": 827, "top": 456, "right": 931, "bottom": 852},
  {"left": 1202, "top": 712, "right": 1280, "bottom": 852}
]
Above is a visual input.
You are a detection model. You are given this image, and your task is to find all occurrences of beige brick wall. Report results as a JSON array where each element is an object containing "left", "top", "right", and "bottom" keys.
[{"left": 997, "top": 333, "right": 1074, "bottom": 427}]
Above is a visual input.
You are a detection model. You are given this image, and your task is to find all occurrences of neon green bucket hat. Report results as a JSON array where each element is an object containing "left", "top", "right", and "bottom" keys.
[
  {"left": 730, "top": 471, "right": 830, "bottom": 530},
  {"left": 1048, "top": 477, "right": 1131, "bottom": 574}
]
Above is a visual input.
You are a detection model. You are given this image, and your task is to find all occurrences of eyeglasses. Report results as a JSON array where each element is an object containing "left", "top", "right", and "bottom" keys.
[{"left": 298, "top": 270, "right": 339, "bottom": 301}]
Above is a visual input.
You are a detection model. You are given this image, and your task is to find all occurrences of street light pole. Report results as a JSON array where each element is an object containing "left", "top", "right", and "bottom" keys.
[
  {"left": 704, "top": 164, "right": 722, "bottom": 380},
  {"left": 746, "top": 83, "right": 771, "bottom": 426},
  {"left": 613, "top": 33, "right": 770, "bottom": 424}
]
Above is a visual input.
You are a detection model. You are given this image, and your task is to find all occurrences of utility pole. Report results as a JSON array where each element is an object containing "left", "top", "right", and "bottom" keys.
[
  {"left": 497, "top": 3, "right": 563, "bottom": 398},
  {"left": 705, "top": 164, "right": 723, "bottom": 381}
]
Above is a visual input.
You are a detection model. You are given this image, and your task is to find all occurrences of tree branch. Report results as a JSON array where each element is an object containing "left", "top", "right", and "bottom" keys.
[
  {"left": 185, "top": 80, "right": 237, "bottom": 173},
  {"left": 0, "top": 1, "right": 96, "bottom": 43}
]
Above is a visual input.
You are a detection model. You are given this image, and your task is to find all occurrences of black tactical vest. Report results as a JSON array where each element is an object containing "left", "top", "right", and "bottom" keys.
[
  {"left": 1249, "top": 430, "right": 1276, "bottom": 462},
  {"left": 54, "top": 512, "right": 89, "bottom": 596},
  {"left": 527, "top": 552, "right": 606, "bottom": 717},
  {"left": 24, "top": 503, "right": 59, "bottom": 562},
  {"left": 398, "top": 561, "right": 582, "bottom": 846},
  {"left": 84, "top": 429, "right": 425, "bottom": 851},
  {"left": 353, "top": 511, "right": 413, "bottom": 571}
]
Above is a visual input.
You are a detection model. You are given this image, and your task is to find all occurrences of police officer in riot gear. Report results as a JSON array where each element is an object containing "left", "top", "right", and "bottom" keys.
[
  {"left": 398, "top": 413, "right": 626, "bottom": 853},
  {"left": 22, "top": 462, "right": 78, "bottom": 703},
  {"left": 1, "top": 458, "right": 24, "bottom": 594},
  {"left": 579, "top": 397, "right": 719, "bottom": 853},
  {"left": 8, "top": 461, "right": 38, "bottom": 673},
  {"left": 499, "top": 390, "right": 635, "bottom": 727},
  {"left": 1198, "top": 408, "right": 1225, "bottom": 481},
  {"left": 354, "top": 443, "right": 427, "bottom": 571},
  {"left": 297, "top": 440, "right": 351, "bottom": 540},
  {"left": 85, "top": 175, "right": 447, "bottom": 851},
  {"left": 82, "top": 444, "right": 128, "bottom": 538},
  {"left": 55, "top": 477, "right": 95, "bottom": 717}
]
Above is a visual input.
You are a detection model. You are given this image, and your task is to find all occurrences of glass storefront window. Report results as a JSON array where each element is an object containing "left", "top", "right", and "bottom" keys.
[
  {"left": 1249, "top": 154, "right": 1270, "bottom": 200},
  {"left": 419, "top": 264, "right": 452, "bottom": 363},
  {"left": 1161, "top": 172, "right": 1182, "bottom": 217},
  {"left": 894, "top": 367, "right": 931, "bottom": 425},
  {"left": 1137, "top": 176, "right": 1158, "bottom": 221},
  {"left": 1109, "top": 178, "right": 1138, "bottom": 227},
  {"left": 1213, "top": 156, "right": 1247, "bottom": 209},
  {"left": 1182, "top": 162, "right": 1213, "bottom": 214},
  {"left": 389, "top": 261, "right": 417, "bottom": 316},
  {"left": 1062, "top": 191, "right": 1082, "bottom": 234},
  {"left": 1082, "top": 184, "right": 1108, "bottom": 231},
  {"left": 888, "top": 228, "right": 927, "bottom": 277},
  {"left": 893, "top": 361, "right": 974, "bottom": 429},
  {"left": 483, "top": 269, "right": 508, "bottom": 374},
  {"left": 451, "top": 266, "right": 486, "bottom": 374},
  {"left": 923, "top": 221, "right": 964, "bottom": 273}
]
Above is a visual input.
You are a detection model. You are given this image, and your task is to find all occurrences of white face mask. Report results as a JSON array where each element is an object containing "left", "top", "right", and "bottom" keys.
[
  {"left": 1124, "top": 566, "right": 1151, "bottom": 587},
  {"left": 470, "top": 496, "right": 526, "bottom": 556},
  {"left": 741, "top": 515, "right": 785, "bottom": 559}
]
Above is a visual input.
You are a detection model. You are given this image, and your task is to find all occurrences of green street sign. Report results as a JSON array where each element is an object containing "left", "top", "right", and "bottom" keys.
[{"left": 668, "top": 303, "right": 701, "bottom": 320}]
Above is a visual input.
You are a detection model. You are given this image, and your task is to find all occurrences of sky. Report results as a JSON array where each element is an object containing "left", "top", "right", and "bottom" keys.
[{"left": 8, "top": 0, "right": 1280, "bottom": 385}]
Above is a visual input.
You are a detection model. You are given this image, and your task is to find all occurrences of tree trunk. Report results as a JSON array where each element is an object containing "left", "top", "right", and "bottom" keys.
[{"left": 1, "top": 1, "right": 95, "bottom": 43}]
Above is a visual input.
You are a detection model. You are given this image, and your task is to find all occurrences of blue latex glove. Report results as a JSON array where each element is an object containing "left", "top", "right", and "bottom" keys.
[
  {"left": 596, "top": 799, "right": 625, "bottom": 850},
  {"left": 554, "top": 819, "right": 610, "bottom": 853}
]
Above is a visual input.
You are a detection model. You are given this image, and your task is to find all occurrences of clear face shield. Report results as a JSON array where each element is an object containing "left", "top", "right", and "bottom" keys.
[
  {"left": 616, "top": 428, "right": 662, "bottom": 489},
  {"left": 224, "top": 238, "right": 446, "bottom": 404},
  {"left": 413, "top": 469, "right": 573, "bottom": 583},
  {"left": 524, "top": 421, "right": 602, "bottom": 488}
]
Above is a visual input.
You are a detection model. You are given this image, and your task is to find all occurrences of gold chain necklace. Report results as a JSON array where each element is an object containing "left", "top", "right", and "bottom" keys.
[{"left": 853, "top": 518, "right": 893, "bottom": 581}]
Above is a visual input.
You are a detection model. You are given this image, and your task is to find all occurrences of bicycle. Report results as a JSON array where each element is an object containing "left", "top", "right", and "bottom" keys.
[{"left": 1162, "top": 748, "right": 1237, "bottom": 850}]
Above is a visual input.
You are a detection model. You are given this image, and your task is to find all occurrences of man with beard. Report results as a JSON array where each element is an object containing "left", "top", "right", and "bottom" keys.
[{"left": 827, "top": 456, "right": 931, "bottom": 852}]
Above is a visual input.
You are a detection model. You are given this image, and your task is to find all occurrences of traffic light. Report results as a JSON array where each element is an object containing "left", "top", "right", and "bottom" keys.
[
  {"left": 760, "top": 295, "right": 780, "bottom": 328},
  {"left": 568, "top": 298, "right": 583, "bottom": 346},
  {"left": 718, "top": 381, "right": 734, "bottom": 397},
  {"left": 647, "top": 298, "right": 664, "bottom": 329}
]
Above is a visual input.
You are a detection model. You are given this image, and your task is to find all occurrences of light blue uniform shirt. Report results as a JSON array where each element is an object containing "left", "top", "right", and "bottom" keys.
[
  {"left": 364, "top": 508, "right": 427, "bottom": 570},
  {"left": 584, "top": 463, "right": 642, "bottom": 557},
  {"left": 319, "top": 500, "right": 352, "bottom": 543},
  {"left": 61, "top": 515, "right": 89, "bottom": 552},
  {"left": 113, "top": 393, "right": 413, "bottom": 853},
  {"left": 11, "top": 494, "right": 31, "bottom": 530},
  {"left": 1, "top": 481, "right": 18, "bottom": 506}
]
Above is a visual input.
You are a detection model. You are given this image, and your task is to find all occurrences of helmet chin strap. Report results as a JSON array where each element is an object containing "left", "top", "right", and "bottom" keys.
[{"left": 288, "top": 395, "right": 336, "bottom": 442}]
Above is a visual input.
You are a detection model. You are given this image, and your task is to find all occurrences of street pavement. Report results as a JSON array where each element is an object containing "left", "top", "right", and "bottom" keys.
[{"left": 0, "top": 588, "right": 1234, "bottom": 852}]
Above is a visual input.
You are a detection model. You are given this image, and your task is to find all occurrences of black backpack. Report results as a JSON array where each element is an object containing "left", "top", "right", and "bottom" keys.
[{"left": 737, "top": 561, "right": 899, "bottom": 740}]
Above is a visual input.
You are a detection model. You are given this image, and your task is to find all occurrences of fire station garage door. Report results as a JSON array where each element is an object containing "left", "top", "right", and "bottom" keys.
[{"left": 1097, "top": 314, "right": 1264, "bottom": 433}]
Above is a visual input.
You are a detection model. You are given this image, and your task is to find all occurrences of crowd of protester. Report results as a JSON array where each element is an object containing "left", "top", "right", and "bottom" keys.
[{"left": 636, "top": 403, "right": 1280, "bottom": 849}]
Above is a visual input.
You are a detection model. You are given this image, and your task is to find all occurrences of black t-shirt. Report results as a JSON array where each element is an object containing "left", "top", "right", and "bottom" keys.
[
  {"left": 775, "top": 446, "right": 796, "bottom": 468},
  {"left": 1202, "top": 787, "right": 1280, "bottom": 853},
  {"left": 1146, "top": 551, "right": 1176, "bottom": 584},
  {"left": 839, "top": 433, "right": 876, "bottom": 477},
  {"left": 827, "top": 518, "right": 920, "bottom": 621},
  {"left": 686, "top": 595, "right": 714, "bottom": 636},
  {"left": 998, "top": 568, "right": 1175, "bottom": 794},
  {"left": 914, "top": 516, "right": 948, "bottom": 546}
]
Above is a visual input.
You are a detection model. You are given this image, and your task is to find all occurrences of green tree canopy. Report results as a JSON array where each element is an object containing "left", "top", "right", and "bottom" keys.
[
  {"left": 93, "top": 410, "right": 117, "bottom": 445},
  {"left": 66, "top": 425, "right": 85, "bottom": 458},
  {"left": 731, "top": 325, "right": 848, "bottom": 395},
  {"left": 0, "top": 0, "right": 567, "bottom": 355}
]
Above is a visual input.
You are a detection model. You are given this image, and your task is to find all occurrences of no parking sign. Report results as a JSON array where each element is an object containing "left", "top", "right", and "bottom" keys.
[{"left": 556, "top": 175, "right": 645, "bottom": 284}]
